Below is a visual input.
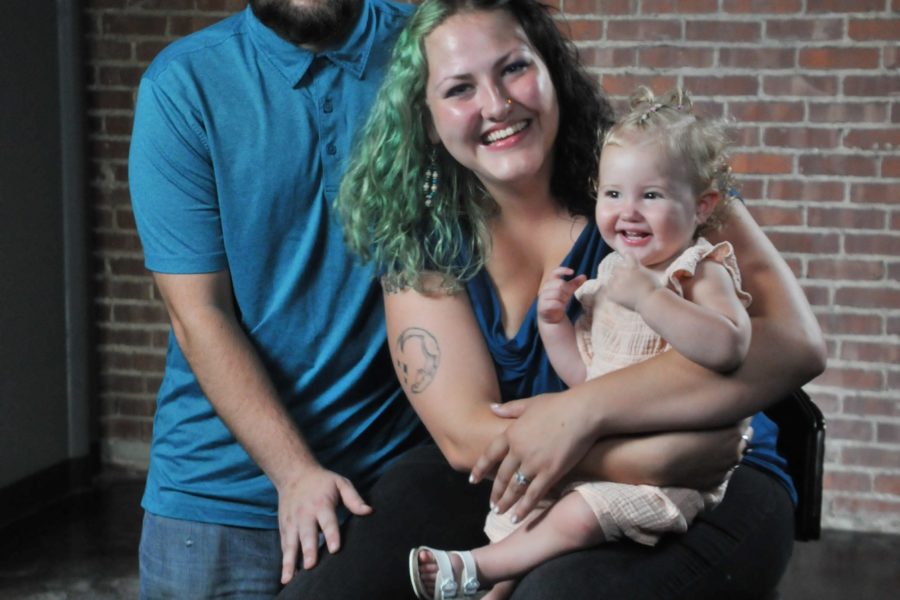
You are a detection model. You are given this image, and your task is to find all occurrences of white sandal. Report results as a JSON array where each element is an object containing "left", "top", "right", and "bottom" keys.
[{"left": 409, "top": 546, "right": 483, "bottom": 599}]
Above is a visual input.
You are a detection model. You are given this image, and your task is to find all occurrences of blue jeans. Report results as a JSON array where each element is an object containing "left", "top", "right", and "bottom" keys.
[{"left": 139, "top": 512, "right": 282, "bottom": 599}]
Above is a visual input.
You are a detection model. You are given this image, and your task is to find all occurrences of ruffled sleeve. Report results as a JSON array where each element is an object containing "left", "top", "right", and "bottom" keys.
[{"left": 665, "top": 237, "right": 752, "bottom": 308}]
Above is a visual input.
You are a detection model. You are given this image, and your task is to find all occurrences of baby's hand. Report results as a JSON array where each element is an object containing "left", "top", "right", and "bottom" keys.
[
  {"left": 537, "top": 267, "right": 587, "bottom": 325},
  {"left": 606, "top": 254, "right": 660, "bottom": 311}
]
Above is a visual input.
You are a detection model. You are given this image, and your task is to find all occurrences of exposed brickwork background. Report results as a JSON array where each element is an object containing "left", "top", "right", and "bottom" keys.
[{"left": 83, "top": 0, "right": 899, "bottom": 532}]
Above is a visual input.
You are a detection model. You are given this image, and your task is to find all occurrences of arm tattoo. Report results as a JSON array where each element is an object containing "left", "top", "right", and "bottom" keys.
[{"left": 395, "top": 327, "right": 440, "bottom": 394}]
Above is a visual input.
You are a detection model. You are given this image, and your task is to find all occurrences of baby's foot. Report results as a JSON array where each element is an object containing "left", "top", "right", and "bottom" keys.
[{"left": 415, "top": 548, "right": 465, "bottom": 597}]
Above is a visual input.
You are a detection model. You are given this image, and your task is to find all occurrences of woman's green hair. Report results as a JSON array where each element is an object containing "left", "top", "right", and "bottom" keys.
[{"left": 337, "top": 0, "right": 614, "bottom": 292}]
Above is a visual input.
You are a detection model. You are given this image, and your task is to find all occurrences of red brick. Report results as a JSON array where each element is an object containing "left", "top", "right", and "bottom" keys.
[
  {"left": 86, "top": 38, "right": 133, "bottom": 61},
  {"left": 799, "top": 154, "right": 878, "bottom": 178},
  {"left": 112, "top": 303, "right": 170, "bottom": 324},
  {"left": 835, "top": 286, "right": 900, "bottom": 310},
  {"left": 845, "top": 129, "right": 900, "bottom": 152},
  {"left": 731, "top": 153, "right": 792, "bottom": 175},
  {"left": 559, "top": 18, "right": 604, "bottom": 41},
  {"left": 891, "top": 264, "right": 900, "bottom": 283},
  {"left": 844, "top": 395, "right": 899, "bottom": 418},
  {"left": 766, "top": 231, "right": 839, "bottom": 253},
  {"left": 126, "top": 0, "right": 197, "bottom": 9},
  {"left": 607, "top": 20, "right": 682, "bottom": 42},
  {"left": 849, "top": 183, "right": 900, "bottom": 205},
  {"left": 101, "top": 373, "right": 148, "bottom": 395},
  {"left": 844, "top": 75, "right": 900, "bottom": 97},
  {"left": 719, "top": 48, "right": 795, "bottom": 70},
  {"left": 638, "top": 47, "right": 714, "bottom": 69},
  {"left": 102, "top": 14, "right": 168, "bottom": 36},
  {"left": 86, "top": 89, "right": 136, "bottom": 111},
  {"left": 829, "top": 418, "right": 875, "bottom": 442},
  {"left": 683, "top": 76, "right": 759, "bottom": 96},
  {"left": 97, "top": 326, "right": 154, "bottom": 347},
  {"left": 841, "top": 341, "right": 900, "bottom": 364},
  {"left": 845, "top": 234, "right": 900, "bottom": 256},
  {"left": 723, "top": 0, "right": 802, "bottom": 12},
  {"left": 800, "top": 47, "right": 880, "bottom": 70},
  {"left": 136, "top": 40, "right": 170, "bottom": 63},
  {"left": 808, "top": 259, "right": 885, "bottom": 281},
  {"left": 814, "top": 367, "right": 883, "bottom": 390},
  {"left": 763, "top": 75, "right": 838, "bottom": 97},
  {"left": 96, "top": 279, "right": 155, "bottom": 302},
  {"left": 807, "top": 0, "right": 887, "bottom": 12},
  {"left": 831, "top": 496, "right": 900, "bottom": 519},
  {"left": 885, "top": 157, "right": 900, "bottom": 178},
  {"left": 642, "top": 0, "right": 718, "bottom": 11},
  {"left": 598, "top": 74, "right": 679, "bottom": 96},
  {"left": 767, "top": 180, "right": 844, "bottom": 202},
  {"left": 730, "top": 125, "right": 760, "bottom": 147},
  {"left": 169, "top": 15, "right": 224, "bottom": 37},
  {"left": 579, "top": 47, "right": 637, "bottom": 69},
  {"left": 808, "top": 101, "right": 888, "bottom": 123},
  {"left": 824, "top": 470, "right": 872, "bottom": 493},
  {"left": 810, "top": 392, "right": 840, "bottom": 415},
  {"left": 765, "top": 18, "right": 844, "bottom": 41},
  {"left": 877, "top": 423, "right": 900, "bottom": 444},
  {"left": 562, "top": 0, "right": 634, "bottom": 15},
  {"left": 686, "top": 21, "right": 760, "bottom": 42},
  {"left": 807, "top": 207, "right": 886, "bottom": 229},
  {"left": 747, "top": 205, "right": 803, "bottom": 227},
  {"left": 801, "top": 285, "right": 829, "bottom": 307},
  {"left": 841, "top": 446, "right": 900, "bottom": 469},
  {"left": 114, "top": 398, "right": 158, "bottom": 419},
  {"left": 887, "top": 46, "right": 899, "bottom": 70},
  {"left": 108, "top": 257, "right": 150, "bottom": 277},
  {"left": 874, "top": 475, "right": 900, "bottom": 496},
  {"left": 195, "top": 0, "right": 249, "bottom": 9},
  {"left": 849, "top": 19, "right": 900, "bottom": 40},
  {"left": 764, "top": 127, "right": 839, "bottom": 149},
  {"left": 729, "top": 101, "right": 803, "bottom": 122}
]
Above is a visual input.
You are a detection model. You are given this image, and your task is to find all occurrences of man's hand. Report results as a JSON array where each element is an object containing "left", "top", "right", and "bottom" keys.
[{"left": 278, "top": 466, "right": 373, "bottom": 584}]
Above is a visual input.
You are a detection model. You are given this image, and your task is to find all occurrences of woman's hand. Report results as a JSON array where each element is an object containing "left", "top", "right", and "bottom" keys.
[{"left": 470, "top": 395, "right": 596, "bottom": 523}]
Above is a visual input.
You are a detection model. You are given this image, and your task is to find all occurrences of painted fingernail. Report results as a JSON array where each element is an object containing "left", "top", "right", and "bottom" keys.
[
  {"left": 469, "top": 474, "right": 476, "bottom": 484},
  {"left": 511, "top": 515, "right": 519, "bottom": 524}
]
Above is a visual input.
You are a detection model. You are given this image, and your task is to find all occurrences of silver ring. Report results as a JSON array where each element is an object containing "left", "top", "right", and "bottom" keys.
[{"left": 514, "top": 471, "right": 531, "bottom": 487}]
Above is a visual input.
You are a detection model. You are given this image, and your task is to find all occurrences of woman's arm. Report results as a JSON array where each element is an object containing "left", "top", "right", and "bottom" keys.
[
  {"left": 387, "top": 274, "right": 748, "bottom": 498},
  {"left": 383, "top": 275, "right": 508, "bottom": 470},
  {"left": 483, "top": 203, "right": 826, "bottom": 518}
]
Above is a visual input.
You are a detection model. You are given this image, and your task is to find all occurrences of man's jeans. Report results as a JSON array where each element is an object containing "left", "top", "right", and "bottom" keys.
[{"left": 139, "top": 512, "right": 282, "bottom": 599}]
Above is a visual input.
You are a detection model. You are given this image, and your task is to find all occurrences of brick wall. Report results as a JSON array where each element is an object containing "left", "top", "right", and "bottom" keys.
[{"left": 83, "top": 0, "right": 900, "bottom": 532}]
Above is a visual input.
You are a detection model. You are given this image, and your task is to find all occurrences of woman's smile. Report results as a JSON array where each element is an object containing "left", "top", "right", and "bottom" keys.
[{"left": 424, "top": 9, "right": 559, "bottom": 195}]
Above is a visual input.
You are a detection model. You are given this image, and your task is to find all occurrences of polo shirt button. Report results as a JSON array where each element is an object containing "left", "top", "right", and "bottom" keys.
[
  {"left": 326, "top": 143, "right": 337, "bottom": 155},
  {"left": 323, "top": 99, "right": 333, "bottom": 113}
]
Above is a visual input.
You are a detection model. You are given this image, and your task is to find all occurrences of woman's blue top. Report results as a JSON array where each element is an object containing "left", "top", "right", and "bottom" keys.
[{"left": 464, "top": 219, "right": 797, "bottom": 504}]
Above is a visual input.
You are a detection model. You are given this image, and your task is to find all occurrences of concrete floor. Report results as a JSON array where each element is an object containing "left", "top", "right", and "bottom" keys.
[{"left": 0, "top": 476, "right": 897, "bottom": 599}]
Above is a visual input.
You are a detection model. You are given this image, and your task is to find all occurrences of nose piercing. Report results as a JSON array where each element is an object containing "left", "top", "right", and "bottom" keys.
[{"left": 506, "top": 98, "right": 513, "bottom": 106}]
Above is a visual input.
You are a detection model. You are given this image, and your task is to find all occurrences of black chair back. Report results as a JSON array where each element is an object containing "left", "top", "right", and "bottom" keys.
[{"left": 763, "top": 389, "right": 826, "bottom": 541}]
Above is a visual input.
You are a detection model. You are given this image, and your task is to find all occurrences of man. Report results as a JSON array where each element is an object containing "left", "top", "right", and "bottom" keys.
[{"left": 128, "top": 1, "right": 425, "bottom": 596}]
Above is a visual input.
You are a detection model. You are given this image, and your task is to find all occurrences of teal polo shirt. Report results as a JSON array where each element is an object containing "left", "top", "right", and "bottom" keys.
[{"left": 129, "top": 1, "right": 423, "bottom": 529}]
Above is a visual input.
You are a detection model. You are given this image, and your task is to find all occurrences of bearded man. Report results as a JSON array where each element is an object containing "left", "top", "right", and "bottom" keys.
[{"left": 129, "top": 1, "right": 427, "bottom": 596}]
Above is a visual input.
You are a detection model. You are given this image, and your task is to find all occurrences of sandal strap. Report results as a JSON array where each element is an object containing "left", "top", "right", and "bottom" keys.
[
  {"left": 432, "top": 549, "right": 458, "bottom": 599},
  {"left": 451, "top": 551, "right": 480, "bottom": 597}
]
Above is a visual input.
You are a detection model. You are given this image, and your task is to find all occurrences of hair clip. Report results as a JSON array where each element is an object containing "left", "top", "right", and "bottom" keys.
[{"left": 638, "top": 103, "right": 663, "bottom": 123}]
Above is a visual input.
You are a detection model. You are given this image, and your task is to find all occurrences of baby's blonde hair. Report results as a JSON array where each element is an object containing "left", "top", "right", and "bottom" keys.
[{"left": 602, "top": 86, "right": 738, "bottom": 235}]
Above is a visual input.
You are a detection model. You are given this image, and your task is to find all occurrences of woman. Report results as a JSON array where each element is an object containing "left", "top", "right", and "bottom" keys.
[{"left": 281, "top": 1, "right": 825, "bottom": 598}]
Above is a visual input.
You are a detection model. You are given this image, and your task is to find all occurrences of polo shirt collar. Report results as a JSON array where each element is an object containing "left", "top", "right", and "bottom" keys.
[{"left": 245, "top": 1, "right": 375, "bottom": 86}]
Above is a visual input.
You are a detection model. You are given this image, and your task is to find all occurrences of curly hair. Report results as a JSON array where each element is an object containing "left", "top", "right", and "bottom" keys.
[
  {"left": 602, "top": 86, "right": 739, "bottom": 236},
  {"left": 338, "top": 0, "right": 614, "bottom": 292}
]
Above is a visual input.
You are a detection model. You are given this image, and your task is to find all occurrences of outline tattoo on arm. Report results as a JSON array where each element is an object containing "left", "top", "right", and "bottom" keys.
[{"left": 396, "top": 327, "right": 440, "bottom": 394}]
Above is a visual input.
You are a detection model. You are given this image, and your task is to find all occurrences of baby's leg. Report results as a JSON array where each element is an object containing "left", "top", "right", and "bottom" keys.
[
  {"left": 473, "top": 491, "right": 605, "bottom": 585},
  {"left": 414, "top": 493, "right": 604, "bottom": 596}
]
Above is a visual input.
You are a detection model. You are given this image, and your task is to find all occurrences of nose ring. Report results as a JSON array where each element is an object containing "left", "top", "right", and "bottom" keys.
[{"left": 506, "top": 97, "right": 513, "bottom": 106}]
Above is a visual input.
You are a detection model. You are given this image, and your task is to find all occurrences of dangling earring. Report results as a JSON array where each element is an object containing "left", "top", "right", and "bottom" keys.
[{"left": 423, "top": 147, "right": 439, "bottom": 207}]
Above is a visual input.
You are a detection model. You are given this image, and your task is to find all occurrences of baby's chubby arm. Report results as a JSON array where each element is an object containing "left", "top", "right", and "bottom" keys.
[
  {"left": 537, "top": 266, "right": 588, "bottom": 387},
  {"left": 606, "top": 255, "right": 751, "bottom": 372}
]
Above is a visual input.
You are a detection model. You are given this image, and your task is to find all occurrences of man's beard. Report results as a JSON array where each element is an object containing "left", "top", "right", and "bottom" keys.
[{"left": 249, "top": 0, "right": 363, "bottom": 49}]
